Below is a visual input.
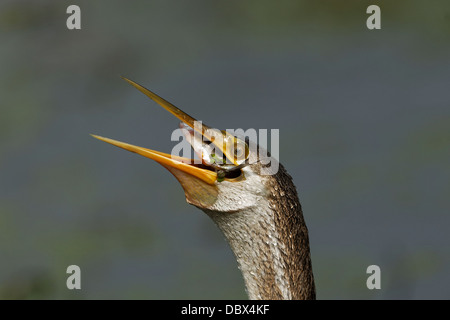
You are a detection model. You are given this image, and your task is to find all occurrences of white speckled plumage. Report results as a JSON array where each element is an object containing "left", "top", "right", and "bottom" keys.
[{"left": 198, "top": 156, "right": 315, "bottom": 300}]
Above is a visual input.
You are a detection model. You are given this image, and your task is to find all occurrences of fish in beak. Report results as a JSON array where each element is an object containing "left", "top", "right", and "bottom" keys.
[{"left": 91, "top": 77, "right": 247, "bottom": 207}]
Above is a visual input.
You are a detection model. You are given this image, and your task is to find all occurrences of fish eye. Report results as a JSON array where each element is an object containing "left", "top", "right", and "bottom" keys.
[
  {"left": 234, "top": 146, "right": 243, "bottom": 157},
  {"left": 231, "top": 139, "right": 249, "bottom": 163}
]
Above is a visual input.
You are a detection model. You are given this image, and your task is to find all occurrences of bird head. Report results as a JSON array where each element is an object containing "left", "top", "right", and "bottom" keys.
[
  {"left": 92, "top": 78, "right": 277, "bottom": 213},
  {"left": 91, "top": 78, "right": 317, "bottom": 301}
]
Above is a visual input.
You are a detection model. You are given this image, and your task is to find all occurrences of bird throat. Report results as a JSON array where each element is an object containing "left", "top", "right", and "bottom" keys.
[{"left": 204, "top": 165, "right": 316, "bottom": 300}]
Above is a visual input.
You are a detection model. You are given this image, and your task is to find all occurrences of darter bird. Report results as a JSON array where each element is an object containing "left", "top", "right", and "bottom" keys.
[{"left": 92, "top": 78, "right": 316, "bottom": 300}]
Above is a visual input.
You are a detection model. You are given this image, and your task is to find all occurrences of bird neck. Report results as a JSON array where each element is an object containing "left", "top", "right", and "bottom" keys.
[{"left": 205, "top": 166, "right": 316, "bottom": 300}]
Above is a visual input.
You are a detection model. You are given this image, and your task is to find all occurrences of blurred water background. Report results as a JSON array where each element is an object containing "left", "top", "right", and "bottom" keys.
[{"left": 0, "top": 0, "right": 449, "bottom": 299}]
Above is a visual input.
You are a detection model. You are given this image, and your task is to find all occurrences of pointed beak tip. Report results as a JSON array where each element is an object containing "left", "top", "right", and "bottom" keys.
[
  {"left": 90, "top": 133, "right": 105, "bottom": 142},
  {"left": 90, "top": 132, "right": 218, "bottom": 185},
  {"left": 120, "top": 76, "right": 137, "bottom": 88}
]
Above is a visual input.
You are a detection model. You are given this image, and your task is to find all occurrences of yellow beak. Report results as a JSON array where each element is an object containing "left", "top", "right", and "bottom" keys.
[
  {"left": 91, "top": 77, "right": 223, "bottom": 207},
  {"left": 90, "top": 134, "right": 217, "bottom": 185},
  {"left": 121, "top": 77, "right": 247, "bottom": 166}
]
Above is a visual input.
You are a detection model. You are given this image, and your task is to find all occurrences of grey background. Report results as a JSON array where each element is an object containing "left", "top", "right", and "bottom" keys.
[{"left": 1, "top": 0, "right": 449, "bottom": 299}]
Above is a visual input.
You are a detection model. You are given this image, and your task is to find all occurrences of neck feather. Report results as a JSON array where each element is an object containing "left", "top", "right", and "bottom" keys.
[{"left": 205, "top": 165, "right": 316, "bottom": 300}]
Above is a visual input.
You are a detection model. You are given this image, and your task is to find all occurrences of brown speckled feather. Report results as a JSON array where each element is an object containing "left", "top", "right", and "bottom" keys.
[{"left": 266, "top": 164, "right": 316, "bottom": 299}]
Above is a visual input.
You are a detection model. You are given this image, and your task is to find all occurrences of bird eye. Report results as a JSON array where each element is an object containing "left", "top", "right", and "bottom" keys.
[
  {"left": 225, "top": 168, "right": 242, "bottom": 180},
  {"left": 219, "top": 167, "right": 243, "bottom": 181}
]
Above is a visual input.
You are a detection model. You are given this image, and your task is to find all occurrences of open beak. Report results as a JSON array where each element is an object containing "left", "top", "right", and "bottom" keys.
[{"left": 91, "top": 77, "right": 221, "bottom": 207}]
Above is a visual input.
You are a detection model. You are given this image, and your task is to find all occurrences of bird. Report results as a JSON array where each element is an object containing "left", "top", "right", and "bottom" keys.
[{"left": 92, "top": 77, "right": 316, "bottom": 300}]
